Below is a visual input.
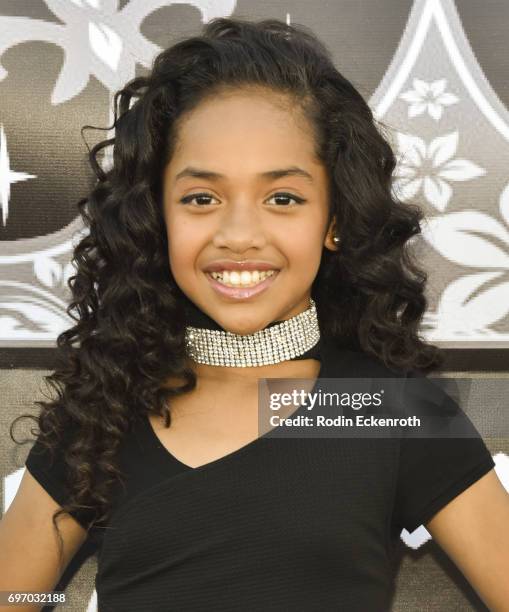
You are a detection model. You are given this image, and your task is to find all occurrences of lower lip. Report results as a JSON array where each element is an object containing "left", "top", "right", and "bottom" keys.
[{"left": 205, "top": 271, "right": 279, "bottom": 299}]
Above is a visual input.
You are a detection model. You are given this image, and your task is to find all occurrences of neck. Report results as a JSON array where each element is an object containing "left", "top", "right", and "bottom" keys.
[
  {"left": 178, "top": 292, "right": 322, "bottom": 386},
  {"left": 187, "top": 355, "right": 321, "bottom": 388}
]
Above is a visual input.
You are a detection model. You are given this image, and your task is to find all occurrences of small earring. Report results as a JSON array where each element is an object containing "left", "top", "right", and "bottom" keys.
[{"left": 332, "top": 235, "right": 340, "bottom": 245}]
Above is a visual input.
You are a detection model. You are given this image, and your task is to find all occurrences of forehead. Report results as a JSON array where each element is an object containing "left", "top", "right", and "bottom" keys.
[{"left": 166, "top": 88, "right": 320, "bottom": 175}]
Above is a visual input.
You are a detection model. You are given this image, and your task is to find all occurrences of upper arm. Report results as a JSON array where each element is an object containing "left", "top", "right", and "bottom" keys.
[
  {"left": 426, "top": 468, "right": 509, "bottom": 612},
  {"left": 0, "top": 468, "right": 88, "bottom": 612}
]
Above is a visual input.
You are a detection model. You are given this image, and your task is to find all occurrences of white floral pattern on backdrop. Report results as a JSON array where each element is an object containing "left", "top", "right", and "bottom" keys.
[
  {"left": 0, "top": 0, "right": 508, "bottom": 347},
  {"left": 371, "top": 0, "right": 509, "bottom": 345},
  {"left": 0, "top": 0, "right": 237, "bottom": 345},
  {"left": 1, "top": 2, "right": 508, "bottom": 609}
]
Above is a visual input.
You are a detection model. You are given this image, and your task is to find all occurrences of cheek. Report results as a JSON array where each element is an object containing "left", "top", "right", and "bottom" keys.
[
  {"left": 166, "top": 217, "right": 203, "bottom": 280},
  {"left": 282, "top": 224, "right": 324, "bottom": 267}
]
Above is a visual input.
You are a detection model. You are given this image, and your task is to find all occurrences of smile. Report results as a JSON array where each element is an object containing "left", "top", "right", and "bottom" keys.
[
  {"left": 209, "top": 269, "right": 277, "bottom": 287},
  {"left": 205, "top": 270, "right": 279, "bottom": 299}
]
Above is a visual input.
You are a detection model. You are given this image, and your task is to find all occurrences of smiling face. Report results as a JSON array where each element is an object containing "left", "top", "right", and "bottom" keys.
[{"left": 162, "top": 86, "right": 338, "bottom": 335}]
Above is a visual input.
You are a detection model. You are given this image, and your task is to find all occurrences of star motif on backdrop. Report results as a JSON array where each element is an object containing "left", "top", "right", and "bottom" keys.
[
  {"left": 0, "top": 124, "right": 36, "bottom": 226},
  {"left": 2, "top": 0, "right": 509, "bottom": 348},
  {"left": 0, "top": 0, "right": 237, "bottom": 348}
]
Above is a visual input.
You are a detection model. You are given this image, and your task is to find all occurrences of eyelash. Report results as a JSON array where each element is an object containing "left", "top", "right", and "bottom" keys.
[{"left": 178, "top": 192, "right": 307, "bottom": 207}]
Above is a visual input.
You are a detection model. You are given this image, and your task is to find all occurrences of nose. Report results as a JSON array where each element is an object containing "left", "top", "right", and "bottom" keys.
[{"left": 212, "top": 200, "right": 266, "bottom": 252}]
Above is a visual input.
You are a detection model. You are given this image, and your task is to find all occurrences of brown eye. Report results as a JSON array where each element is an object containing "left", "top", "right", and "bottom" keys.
[
  {"left": 266, "top": 192, "right": 306, "bottom": 206},
  {"left": 179, "top": 192, "right": 306, "bottom": 207},
  {"left": 179, "top": 193, "right": 218, "bottom": 206}
]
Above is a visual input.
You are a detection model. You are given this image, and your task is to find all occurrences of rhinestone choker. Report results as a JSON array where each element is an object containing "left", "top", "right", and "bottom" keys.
[{"left": 184, "top": 297, "right": 320, "bottom": 367}]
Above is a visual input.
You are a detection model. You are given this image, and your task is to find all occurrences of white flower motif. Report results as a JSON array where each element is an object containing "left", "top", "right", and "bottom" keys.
[
  {"left": 88, "top": 20, "right": 123, "bottom": 72},
  {"left": 392, "top": 131, "right": 485, "bottom": 211},
  {"left": 420, "top": 183, "right": 509, "bottom": 336},
  {"left": 400, "top": 78, "right": 459, "bottom": 121},
  {"left": 0, "top": 0, "right": 237, "bottom": 105}
]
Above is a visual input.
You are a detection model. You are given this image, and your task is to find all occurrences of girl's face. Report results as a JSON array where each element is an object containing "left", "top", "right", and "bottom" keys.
[{"left": 162, "top": 86, "right": 338, "bottom": 335}]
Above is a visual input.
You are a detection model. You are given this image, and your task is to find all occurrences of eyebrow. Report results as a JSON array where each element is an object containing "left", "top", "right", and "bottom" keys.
[{"left": 175, "top": 165, "right": 314, "bottom": 184}]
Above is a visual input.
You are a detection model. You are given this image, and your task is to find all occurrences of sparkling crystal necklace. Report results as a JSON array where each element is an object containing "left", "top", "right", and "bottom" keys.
[{"left": 184, "top": 297, "right": 320, "bottom": 367}]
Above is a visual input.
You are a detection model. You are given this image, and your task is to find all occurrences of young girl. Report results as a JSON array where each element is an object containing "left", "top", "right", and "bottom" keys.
[{"left": 2, "top": 16, "right": 508, "bottom": 612}]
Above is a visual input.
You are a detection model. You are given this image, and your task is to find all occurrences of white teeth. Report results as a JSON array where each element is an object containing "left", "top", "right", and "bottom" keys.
[{"left": 210, "top": 269, "right": 277, "bottom": 287}]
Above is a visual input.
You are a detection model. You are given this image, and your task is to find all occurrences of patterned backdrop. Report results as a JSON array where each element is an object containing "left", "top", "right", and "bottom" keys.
[
  {"left": 1, "top": 0, "right": 509, "bottom": 355},
  {"left": 0, "top": 2, "right": 508, "bottom": 610}
]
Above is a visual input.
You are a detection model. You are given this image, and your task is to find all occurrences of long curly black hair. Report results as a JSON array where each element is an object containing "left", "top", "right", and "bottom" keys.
[{"left": 12, "top": 16, "right": 443, "bottom": 566}]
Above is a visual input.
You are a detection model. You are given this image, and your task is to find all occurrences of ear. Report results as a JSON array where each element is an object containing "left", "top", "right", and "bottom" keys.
[{"left": 323, "top": 218, "right": 339, "bottom": 252}]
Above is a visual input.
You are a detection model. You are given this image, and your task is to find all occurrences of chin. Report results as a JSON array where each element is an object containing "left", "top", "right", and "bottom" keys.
[
  {"left": 221, "top": 323, "right": 263, "bottom": 336},
  {"left": 215, "top": 313, "right": 268, "bottom": 335}
]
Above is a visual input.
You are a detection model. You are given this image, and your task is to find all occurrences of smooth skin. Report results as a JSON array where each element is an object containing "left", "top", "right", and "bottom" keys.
[
  {"left": 1, "top": 85, "right": 508, "bottom": 611},
  {"left": 163, "top": 85, "right": 337, "bottom": 345},
  {"left": 425, "top": 469, "right": 509, "bottom": 611},
  {"left": 0, "top": 470, "right": 87, "bottom": 612}
]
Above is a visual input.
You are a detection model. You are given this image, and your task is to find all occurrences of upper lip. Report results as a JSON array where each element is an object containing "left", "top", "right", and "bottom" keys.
[{"left": 203, "top": 260, "right": 280, "bottom": 272}]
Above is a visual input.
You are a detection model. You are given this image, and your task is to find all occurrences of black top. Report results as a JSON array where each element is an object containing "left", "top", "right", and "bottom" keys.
[{"left": 25, "top": 336, "right": 495, "bottom": 611}]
